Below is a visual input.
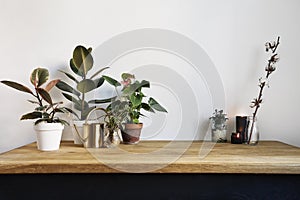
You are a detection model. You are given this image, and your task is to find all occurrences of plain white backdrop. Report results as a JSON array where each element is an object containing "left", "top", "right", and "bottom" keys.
[{"left": 0, "top": 0, "right": 299, "bottom": 153}]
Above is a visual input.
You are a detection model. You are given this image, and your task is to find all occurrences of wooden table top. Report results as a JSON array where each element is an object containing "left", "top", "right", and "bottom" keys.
[{"left": 0, "top": 141, "right": 300, "bottom": 174}]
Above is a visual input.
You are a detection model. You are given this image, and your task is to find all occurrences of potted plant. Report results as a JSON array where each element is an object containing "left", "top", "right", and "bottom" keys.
[
  {"left": 103, "top": 73, "right": 167, "bottom": 144},
  {"left": 1, "top": 68, "right": 71, "bottom": 151},
  {"left": 56, "top": 45, "right": 115, "bottom": 144},
  {"left": 103, "top": 100, "right": 129, "bottom": 146},
  {"left": 209, "top": 109, "right": 228, "bottom": 143}
]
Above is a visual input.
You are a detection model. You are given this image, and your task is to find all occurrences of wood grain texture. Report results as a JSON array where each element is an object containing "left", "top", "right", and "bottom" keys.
[{"left": 0, "top": 141, "right": 299, "bottom": 174}]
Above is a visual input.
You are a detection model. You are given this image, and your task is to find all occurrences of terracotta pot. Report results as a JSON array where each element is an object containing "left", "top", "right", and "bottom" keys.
[{"left": 121, "top": 123, "right": 143, "bottom": 144}]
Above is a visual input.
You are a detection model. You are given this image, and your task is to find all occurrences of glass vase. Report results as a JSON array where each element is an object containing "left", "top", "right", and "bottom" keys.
[
  {"left": 246, "top": 116, "right": 259, "bottom": 145},
  {"left": 211, "top": 120, "right": 227, "bottom": 143}
]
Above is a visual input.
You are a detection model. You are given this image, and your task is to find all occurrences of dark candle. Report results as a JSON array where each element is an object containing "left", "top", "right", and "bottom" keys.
[
  {"left": 236, "top": 116, "right": 248, "bottom": 143},
  {"left": 231, "top": 132, "right": 243, "bottom": 144}
]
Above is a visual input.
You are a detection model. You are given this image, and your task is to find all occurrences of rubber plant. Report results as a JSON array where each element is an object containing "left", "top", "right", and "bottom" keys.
[
  {"left": 103, "top": 73, "right": 168, "bottom": 124},
  {"left": 56, "top": 45, "right": 114, "bottom": 120},
  {"left": 1, "top": 68, "right": 71, "bottom": 125}
]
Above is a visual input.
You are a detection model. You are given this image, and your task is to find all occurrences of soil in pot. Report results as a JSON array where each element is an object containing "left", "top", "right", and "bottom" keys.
[{"left": 121, "top": 123, "right": 143, "bottom": 144}]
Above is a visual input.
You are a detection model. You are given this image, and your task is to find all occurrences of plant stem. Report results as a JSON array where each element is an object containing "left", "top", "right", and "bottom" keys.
[
  {"left": 81, "top": 92, "right": 85, "bottom": 120},
  {"left": 35, "top": 88, "right": 43, "bottom": 107}
]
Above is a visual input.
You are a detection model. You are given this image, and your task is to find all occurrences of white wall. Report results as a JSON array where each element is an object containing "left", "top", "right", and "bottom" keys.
[{"left": 1, "top": 0, "right": 299, "bottom": 153}]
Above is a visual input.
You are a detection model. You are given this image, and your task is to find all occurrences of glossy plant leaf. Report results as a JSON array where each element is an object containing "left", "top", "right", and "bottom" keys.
[
  {"left": 35, "top": 105, "right": 47, "bottom": 111},
  {"left": 20, "top": 111, "right": 42, "bottom": 120},
  {"left": 63, "top": 107, "right": 79, "bottom": 120},
  {"left": 103, "top": 75, "right": 121, "bottom": 87},
  {"left": 141, "top": 103, "right": 155, "bottom": 113},
  {"left": 122, "top": 81, "right": 140, "bottom": 95},
  {"left": 77, "top": 79, "right": 96, "bottom": 93},
  {"left": 88, "top": 96, "right": 116, "bottom": 104},
  {"left": 140, "top": 80, "right": 150, "bottom": 88},
  {"left": 30, "top": 68, "right": 49, "bottom": 87},
  {"left": 74, "top": 99, "right": 89, "bottom": 112},
  {"left": 59, "top": 70, "right": 79, "bottom": 83},
  {"left": 130, "top": 93, "right": 142, "bottom": 108},
  {"left": 94, "top": 77, "right": 105, "bottom": 88},
  {"left": 81, "top": 106, "right": 96, "bottom": 119},
  {"left": 73, "top": 45, "right": 93, "bottom": 76},
  {"left": 37, "top": 88, "right": 53, "bottom": 105},
  {"left": 1, "top": 81, "right": 33, "bottom": 95},
  {"left": 42, "top": 112, "right": 50, "bottom": 118},
  {"left": 148, "top": 97, "right": 167, "bottom": 113},
  {"left": 44, "top": 79, "right": 60, "bottom": 92},
  {"left": 70, "top": 59, "right": 83, "bottom": 77},
  {"left": 90, "top": 67, "right": 109, "bottom": 79},
  {"left": 62, "top": 92, "right": 79, "bottom": 103},
  {"left": 56, "top": 81, "right": 80, "bottom": 96},
  {"left": 28, "top": 100, "right": 40, "bottom": 105}
]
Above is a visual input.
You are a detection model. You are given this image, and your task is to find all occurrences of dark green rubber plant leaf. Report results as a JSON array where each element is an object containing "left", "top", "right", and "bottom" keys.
[
  {"left": 103, "top": 75, "right": 121, "bottom": 87},
  {"left": 30, "top": 68, "right": 49, "bottom": 87},
  {"left": 56, "top": 80, "right": 80, "bottom": 97},
  {"left": 59, "top": 70, "right": 79, "bottom": 83},
  {"left": 90, "top": 67, "right": 109, "bottom": 79},
  {"left": 1, "top": 81, "right": 33, "bottom": 95},
  {"left": 94, "top": 77, "right": 105, "bottom": 88},
  {"left": 62, "top": 93, "right": 79, "bottom": 104},
  {"left": 73, "top": 45, "right": 94, "bottom": 76},
  {"left": 77, "top": 79, "right": 96, "bottom": 93},
  {"left": 37, "top": 88, "right": 53, "bottom": 105},
  {"left": 148, "top": 97, "right": 167, "bottom": 113},
  {"left": 70, "top": 58, "right": 83, "bottom": 77},
  {"left": 20, "top": 111, "right": 42, "bottom": 120},
  {"left": 63, "top": 107, "right": 79, "bottom": 120},
  {"left": 88, "top": 96, "right": 116, "bottom": 104}
]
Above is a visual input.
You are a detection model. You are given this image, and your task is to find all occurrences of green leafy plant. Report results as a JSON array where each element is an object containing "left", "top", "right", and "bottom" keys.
[
  {"left": 1, "top": 68, "right": 71, "bottom": 125},
  {"left": 209, "top": 109, "right": 228, "bottom": 130},
  {"left": 103, "top": 73, "right": 167, "bottom": 124},
  {"left": 56, "top": 45, "right": 114, "bottom": 120}
]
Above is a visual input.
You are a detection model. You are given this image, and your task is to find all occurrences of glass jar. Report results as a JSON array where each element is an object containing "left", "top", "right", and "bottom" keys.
[{"left": 211, "top": 120, "right": 227, "bottom": 143}]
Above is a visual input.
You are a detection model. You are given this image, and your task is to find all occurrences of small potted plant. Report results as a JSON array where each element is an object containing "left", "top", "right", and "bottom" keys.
[
  {"left": 103, "top": 103, "right": 127, "bottom": 146},
  {"left": 1, "top": 68, "right": 71, "bottom": 151},
  {"left": 103, "top": 73, "right": 167, "bottom": 144},
  {"left": 209, "top": 109, "right": 228, "bottom": 143},
  {"left": 56, "top": 45, "right": 115, "bottom": 144}
]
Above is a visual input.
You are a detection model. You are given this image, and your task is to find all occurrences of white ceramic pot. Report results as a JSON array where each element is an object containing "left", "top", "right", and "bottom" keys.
[{"left": 34, "top": 123, "right": 64, "bottom": 151}]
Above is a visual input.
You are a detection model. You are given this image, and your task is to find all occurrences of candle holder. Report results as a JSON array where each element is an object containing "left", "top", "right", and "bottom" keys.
[
  {"left": 231, "top": 132, "right": 243, "bottom": 144},
  {"left": 236, "top": 116, "right": 248, "bottom": 143}
]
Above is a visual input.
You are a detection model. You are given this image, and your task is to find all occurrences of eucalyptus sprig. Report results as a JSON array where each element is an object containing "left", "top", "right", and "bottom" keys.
[{"left": 248, "top": 36, "right": 280, "bottom": 144}]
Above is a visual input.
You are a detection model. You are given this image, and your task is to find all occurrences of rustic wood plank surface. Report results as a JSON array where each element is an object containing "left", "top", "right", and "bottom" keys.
[{"left": 0, "top": 141, "right": 299, "bottom": 174}]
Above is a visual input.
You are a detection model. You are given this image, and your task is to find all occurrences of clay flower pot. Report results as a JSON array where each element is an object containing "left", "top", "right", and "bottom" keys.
[{"left": 121, "top": 123, "right": 143, "bottom": 144}]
